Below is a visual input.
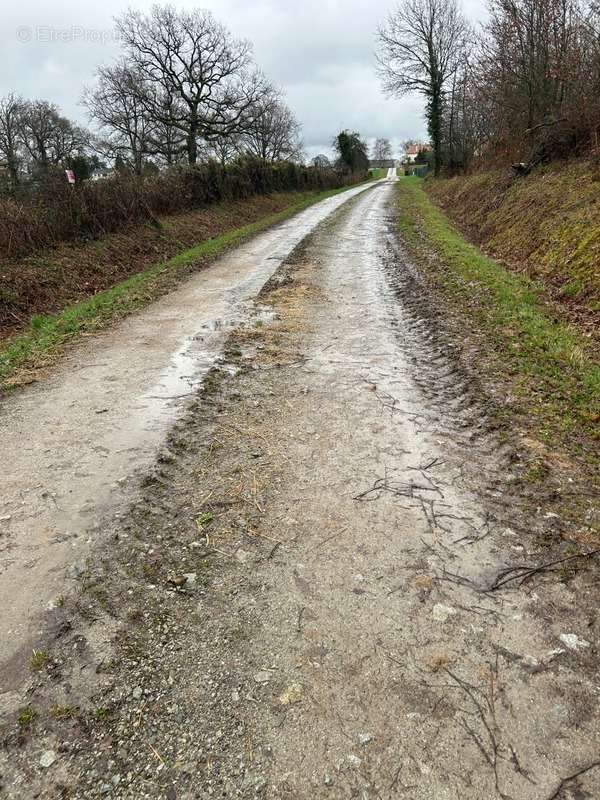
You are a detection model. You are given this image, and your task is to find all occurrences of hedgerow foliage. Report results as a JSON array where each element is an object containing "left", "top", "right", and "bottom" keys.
[{"left": 0, "top": 159, "right": 360, "bottom": 259}]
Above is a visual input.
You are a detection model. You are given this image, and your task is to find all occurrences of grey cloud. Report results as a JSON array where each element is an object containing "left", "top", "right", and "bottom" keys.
[{"left": 2, "top": 0, "right": 488, "bottom": 158}]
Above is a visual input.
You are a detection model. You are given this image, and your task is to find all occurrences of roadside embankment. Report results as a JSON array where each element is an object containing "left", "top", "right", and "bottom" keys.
[
  {"left": 425, "top": 161, "right": 600, "bottom": 334},
  {"left": 0, "top": 186, "right": 357, "bottom": 390},
  {"left": 396, "top": 177, "right": 600, "bottom": 479}
]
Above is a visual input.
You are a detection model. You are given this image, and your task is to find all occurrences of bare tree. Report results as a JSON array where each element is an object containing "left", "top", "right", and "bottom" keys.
[
  {"left": 148, "top": 87, "right": 188, "bottom": 166},
  {"left": 19, "top": 100, "right": 88, "bottom": 174},
  {"left": 0, "top": 94, "right": 24, "bottom": 187},
  {"left": 372, "top": 137, "right": 393, "bottom": 163},
  {"left": 240, "top": 88, "right": 302, "bottom": 162},
  {"left": 209, "top": 134, "right": 241, "bottom": 166},
  {"left": 116, "top": 5, "right": 268, "bottom": 165},
  {"left": 376, "top": 0, "right": 469, "bottom": 175},
  {"left": 19, "top": 100, "right": 57, "bottom": 172},
  {"left": 84, "top": 63, "right": 158, "bottom": 174},
  {"left": 479, "top": 0, "right": 583, "bottom": 161},
  {"left": 312, "top": 154, "right": 332, "bottom": 168},
  {"left": 427, "top": 0, "right": 598, "bottom": 169}
]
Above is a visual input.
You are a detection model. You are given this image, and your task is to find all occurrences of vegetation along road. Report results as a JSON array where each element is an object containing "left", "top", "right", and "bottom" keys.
[{"left": 1, "top": 173, "right": 599, "bottom": 799}]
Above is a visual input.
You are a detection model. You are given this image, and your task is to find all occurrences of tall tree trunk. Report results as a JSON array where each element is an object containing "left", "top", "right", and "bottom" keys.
[
  {"left": 7, "top": 157, "right": 19, "bottom": 188},
  {"left": 187, "top": 131, "right": 197, "bottom": 165},
  {"left": 187, "top": 107, "right": 199, "bottom": 165},
  {"left": 429, "top": 83, "right": 443, "bottom": 177}
]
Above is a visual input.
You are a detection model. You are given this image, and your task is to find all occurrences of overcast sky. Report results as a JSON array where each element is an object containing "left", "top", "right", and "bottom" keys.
[{"left": 2, "top": 0, "right": 488, "bottom": 160}]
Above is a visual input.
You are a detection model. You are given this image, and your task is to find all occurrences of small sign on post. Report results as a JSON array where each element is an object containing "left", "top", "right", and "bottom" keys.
[{"left": 65, "top": 169, "right": 76, "bottom": 185}]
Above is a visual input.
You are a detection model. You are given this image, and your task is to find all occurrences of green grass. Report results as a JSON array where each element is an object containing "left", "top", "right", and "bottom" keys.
[
  {"left": 18, "top": 706, "right": 37, "bottom": 728},
  {"left": 425, "top": 162, "right": 600, "bottom": 308},
  {"left": 29, "top": 649, "right": 50, "bottom": 671},
  {"left": 49, "top": 704, "right": 79, "bottom": 720},
  {"left": 369, "top": 168, "right": 387, "bottom": 179},
  {"left": 0, "top": 184, "right": 362, "bottom": 390},
  {"left": 396, "top": 177, "right": 600, "bottom": 459}
]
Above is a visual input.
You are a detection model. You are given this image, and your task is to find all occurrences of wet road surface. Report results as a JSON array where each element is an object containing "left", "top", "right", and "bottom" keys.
[
  {"left": 0, "top": 181, "right": 374, "bottom": 683},
  {"left": 214, "top": 179, "right": 600, "bottom": 799},
  {"left": 2, "top": 177, "right": 599, "bottom": 800}
]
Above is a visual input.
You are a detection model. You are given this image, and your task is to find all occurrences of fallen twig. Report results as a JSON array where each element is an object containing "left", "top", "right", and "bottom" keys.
[
  {"left": 267, "top": 541, "right": 281, "bottom": 560},
  {"left": 486, "top": 550, "right": 600, "bottom": 592},
  {"left": 543, "top": 760, "right": 600, "bottom": 800}
]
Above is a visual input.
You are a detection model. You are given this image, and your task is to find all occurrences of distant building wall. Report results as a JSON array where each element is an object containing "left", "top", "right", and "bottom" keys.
[{"left": 369, "top": 159, "right": 396, "bottom": 169}]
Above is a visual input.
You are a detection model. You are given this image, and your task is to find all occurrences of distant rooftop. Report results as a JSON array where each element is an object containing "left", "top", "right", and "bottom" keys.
[{"left": 405, "top": 143, "right": 432, "bottom": 155}]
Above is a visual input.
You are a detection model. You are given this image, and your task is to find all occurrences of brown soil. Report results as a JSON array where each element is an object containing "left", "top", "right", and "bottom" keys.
[{"left": 0, "top": 192, "right": 315, "bottom": 340}]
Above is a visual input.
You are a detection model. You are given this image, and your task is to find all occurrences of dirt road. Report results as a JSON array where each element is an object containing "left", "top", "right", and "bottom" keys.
[
  {"left": 2, "top": 178, "right": 599, "bottom": 799},
  {"left": 0, "top": 181, "right": 372, "bottom": 688}
]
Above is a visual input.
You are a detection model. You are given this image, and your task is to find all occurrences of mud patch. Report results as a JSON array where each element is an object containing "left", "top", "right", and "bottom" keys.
[{"left": 2, "top": 182, "right": 599, "bottom": 800}]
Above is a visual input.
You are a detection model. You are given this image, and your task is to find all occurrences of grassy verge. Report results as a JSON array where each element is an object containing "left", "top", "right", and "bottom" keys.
[
  {"left": 0, "top": 184, "right": 362, "bottom": 391},
  {"left": 369, "top": 169, "right": 387, "bottom": 179},
  {"left": 425, "top": 162, "right": 600, "bottom": 322},
  {"left": 396, "top": 177, "right": 600, "bottom": 465}
]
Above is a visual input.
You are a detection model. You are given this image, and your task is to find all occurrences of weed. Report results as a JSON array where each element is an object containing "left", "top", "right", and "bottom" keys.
[
  {"left": 523, "top": 459, "right": 551, "bottom": 484},
  {"left": 29, "top": 649, "right": 50, "bottom": 671},
  {"left": 142, "top": 562, "right": 159, "bottom": 581},
  {"left": 18, "top": 706, "right": 37, "bottom": 728},
  {"left": 49, "top": 704, "right": 79, "bottom": 720},
  {"left": 560, "top": 279, "right": 585, "bottom": 298}
]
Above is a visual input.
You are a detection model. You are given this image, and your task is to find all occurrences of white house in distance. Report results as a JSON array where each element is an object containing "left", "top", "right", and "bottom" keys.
[{"left": 403, "top": 143, "right": 433, "bottom": 163}]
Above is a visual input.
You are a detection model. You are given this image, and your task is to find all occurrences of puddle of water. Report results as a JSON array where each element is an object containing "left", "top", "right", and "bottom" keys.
[{"left": 0, "top": 181, "right": 376, "bottom": 673}]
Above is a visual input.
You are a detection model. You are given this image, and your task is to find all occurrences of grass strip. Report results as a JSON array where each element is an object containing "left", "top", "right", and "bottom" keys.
[
  {"left": 396, "top": 177, "right": 600, "bottom": 461},
  {"left": 0, "top": 184, "right": 361, "bottom": 391}
]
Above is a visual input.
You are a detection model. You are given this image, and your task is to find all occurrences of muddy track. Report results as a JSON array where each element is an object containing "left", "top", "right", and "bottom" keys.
[
  {"left": 1, "top": 180, "right": 599, "bottom": 800},
  {"left": 0, "top": 181, "right": 374, "bottom": 686}
]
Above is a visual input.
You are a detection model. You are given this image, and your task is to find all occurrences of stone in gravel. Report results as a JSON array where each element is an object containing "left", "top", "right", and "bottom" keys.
[
  {"left": 132, "top": 686, "right": 143, "bottom": 700},
  {"left": 432, "top": 604, "right": 458, "bottom": 622},
  {"left": 40, "top": 750, "right": 57, "bottom": 768},
  {"left": 235, "top": 549, "right": 251, "bottom": 564},
  {"left": 358, "top": 733, "right": 373, "bottom": 745},
  {"left": 559, "top": 633, "right": 590, "bottom": 651},
  {"left": 324, "top": 773, "right": 334, "bottom": 786},
  {"left": 66, "top": 564, "right": 84, "bottom": 580},
  {"left": 544, "top": 648, "right": 566, "bottom": 663},
  {"left": 279, "top": 683, "right": 303, "bottom": 705},
  {"left": 167, "top": 575, "right": 187, "bottom": 588},
  {"left": 347, "top": 755, "right": 361, "bottom": 767},
  {"left": 183, "top": 572, "right": 197, "bottom": 586},
  {"left": 253, "top": 670, "right": 273, "bottom": 684}
]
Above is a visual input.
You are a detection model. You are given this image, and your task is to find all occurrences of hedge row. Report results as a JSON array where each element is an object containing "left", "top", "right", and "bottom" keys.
[{"left": 0, "top": 159, "right": 363, "bottom": 259}]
